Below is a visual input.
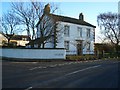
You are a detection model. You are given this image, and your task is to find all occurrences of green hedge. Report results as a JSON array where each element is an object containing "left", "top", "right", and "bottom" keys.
[{"left": 66, "top": 55, "right": 97, "bottom": 60}]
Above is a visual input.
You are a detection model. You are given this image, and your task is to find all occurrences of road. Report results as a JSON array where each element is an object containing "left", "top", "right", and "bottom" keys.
[{"left": 2, "top": 59, "right": 120, "bottom": 89}]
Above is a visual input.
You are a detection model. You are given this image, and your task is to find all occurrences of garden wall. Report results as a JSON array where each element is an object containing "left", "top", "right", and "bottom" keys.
[{"left": 0, "top": 48, "right": 66, "bottom": 60}]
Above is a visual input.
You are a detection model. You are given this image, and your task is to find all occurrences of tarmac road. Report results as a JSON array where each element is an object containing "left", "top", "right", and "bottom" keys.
[{"left": 2, "top": 59, "right": 120, "bottom": 89}]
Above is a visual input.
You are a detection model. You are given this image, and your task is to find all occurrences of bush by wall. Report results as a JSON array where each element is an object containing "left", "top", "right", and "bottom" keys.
[{"left": 66, "top": 55, "right": 97, "bottom": 61}]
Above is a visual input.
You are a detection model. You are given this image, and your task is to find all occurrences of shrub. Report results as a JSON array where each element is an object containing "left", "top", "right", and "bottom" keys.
[{"left": 66, "top": 55, "right": 97, "bottom": 60}]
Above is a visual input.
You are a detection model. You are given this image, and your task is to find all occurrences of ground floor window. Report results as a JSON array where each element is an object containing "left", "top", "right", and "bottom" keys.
[
  {"left": 64, "top": 41, "right": 69, "bottom": 50},
  {"left": 87, "top": 43, "right": 90, "bottom": 51}
]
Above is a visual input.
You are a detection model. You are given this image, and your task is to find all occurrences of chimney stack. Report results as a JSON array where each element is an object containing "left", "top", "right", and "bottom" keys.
[
  {"left": 44, "top": 3, "right": 50, "bottom": 14},
  {"left": 79, "top": 13, "right": 84, "bottom": 21}
]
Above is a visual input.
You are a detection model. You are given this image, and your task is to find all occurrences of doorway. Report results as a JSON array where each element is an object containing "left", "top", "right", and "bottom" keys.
[{"left": 76, "top": 40, "right": 83, "bottom": 55}]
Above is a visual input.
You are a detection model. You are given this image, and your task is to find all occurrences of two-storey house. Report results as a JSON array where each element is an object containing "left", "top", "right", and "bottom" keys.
[{"left": 33, "top": 4, "right": 96, "bottom": 55}]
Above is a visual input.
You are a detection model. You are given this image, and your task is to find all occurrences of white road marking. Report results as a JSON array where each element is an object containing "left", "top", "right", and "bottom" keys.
[
  {"left": 29, "top": 67, "right": 39, "bottom": 70},
  {"left": 29, "top": 60, "right": 103, "bottom": 71},
  {"left": 68, "top": 62, "right": 72, "bottom": 64},
  {"left": 49, "top": 64, "right": 57, "bottom": 67},
  {"left": 32, "top": 62, "right": 38, "bottom": 64},
  {"left": 65, "top": 65, "right": 101, "bottom": 76},
  {"left": 29, "top": 66, "right": 46, "bottom": 70},
  {"left": 58, "top": 64, "right": 64, "bottom": 66},
  {"left": 24, "top": 86, "right": 32, "bottom": 90}
]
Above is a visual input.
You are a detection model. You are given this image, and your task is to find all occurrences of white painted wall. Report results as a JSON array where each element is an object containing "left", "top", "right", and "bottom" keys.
[
  {"left": 56, "top": 22, "right": 95, "bottom": 55},
  {"left": 11, "top": 40, "right": 29, "bottom": 46},
  {"left": 1, "top": 48, "right": 66, "bottom": 59},
  {"left": 36, "top": 15, "right": 95, "bottom": 55},
  {"left": 0, "top": 33, "right": 8, "bottom": 46}
]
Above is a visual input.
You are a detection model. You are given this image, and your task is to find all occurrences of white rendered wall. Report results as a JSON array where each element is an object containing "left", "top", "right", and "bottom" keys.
[
  {"left": 0, "top": 33, "right": 8, "bottom": 46},
  {"left": 56, "top": 22, "right": 95, "bottom": 55},
  {"left": 1, "top": 48, "right": 66, "bottom": 59},
  {"left": 36, "top": 15, "right": 95, "bottom": 55}
]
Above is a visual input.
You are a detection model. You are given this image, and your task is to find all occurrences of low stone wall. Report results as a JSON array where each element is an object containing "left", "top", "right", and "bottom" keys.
[{"left": 0, "top": 48, "right": 66, "bottom": 60}]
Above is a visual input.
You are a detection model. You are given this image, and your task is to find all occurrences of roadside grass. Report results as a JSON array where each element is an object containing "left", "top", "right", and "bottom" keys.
[{"left": 66, "top": 55, "right": 120, "bottom": 61}]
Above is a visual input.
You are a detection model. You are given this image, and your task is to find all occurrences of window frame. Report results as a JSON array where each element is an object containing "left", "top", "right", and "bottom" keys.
[
  {"left": 77, "top": 27, "right": 82, "bottom": 37},
  {"left": 64, "top": 25, "right": 70, "bottom": 37},
  {"left": 87, "top": 42, "right": 91, "bottom": 51},
  {"left": 64, "top": 41, "right": 69, "bottom": 51},
  {"left": 86, "top": 28, "right": 91, "bottom": 38}
]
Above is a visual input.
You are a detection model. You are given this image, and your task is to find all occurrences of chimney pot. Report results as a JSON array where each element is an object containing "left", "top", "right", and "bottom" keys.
[{"left": 79, "top": 13, "right": 84, "bottom": 21}]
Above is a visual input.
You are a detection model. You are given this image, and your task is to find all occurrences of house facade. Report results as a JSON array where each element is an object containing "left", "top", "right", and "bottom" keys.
[
  {"left": 0, "top": 33, "right": 29, "bottom": 47},
  {"left": 0, "top": 32, "right": 8, "bottom": 46},
  {"left": 34, "top": 4, "right": 96, "bottom": 55},
  {"left": 9, "top": 35, "right": 29, "bottom": 46},
  {"left": 56, "top": 20, "right": 95, "bottom": 55}
]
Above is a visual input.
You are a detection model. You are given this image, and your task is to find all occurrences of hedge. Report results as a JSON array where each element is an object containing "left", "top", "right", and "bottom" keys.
[{"left": 66, "top": 55, "right": 97, "bottom": 60}]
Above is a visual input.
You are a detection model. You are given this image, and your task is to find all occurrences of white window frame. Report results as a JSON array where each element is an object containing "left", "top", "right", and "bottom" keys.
[
  {"left": 64, "top": 25, "right": 70, "bottom": 37},
  {"left": 86, "top": 28, "right": 90, "bottom": 38},
  {"left": 64, "top": 41, "right": 69, "bottom": 51},
  {"left": 77, "top": 27, "right": 82, "bottom": 37},
  {"left": 87, "top": 42, "right": 90, "bottom": 51}
]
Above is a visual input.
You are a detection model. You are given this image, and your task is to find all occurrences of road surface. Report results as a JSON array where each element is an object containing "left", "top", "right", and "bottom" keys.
[{"left": 2, "top": 59, "right": 120, "bottom": 89}]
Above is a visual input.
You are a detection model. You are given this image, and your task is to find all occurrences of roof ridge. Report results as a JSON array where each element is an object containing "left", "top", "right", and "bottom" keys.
[
  {"left": 50, "top": 13, "right": 78, "bottom": 20},
  {"left": 36, "top": 13, "right": 96, "bottom": 28},
  {"left": 49, "top": 13, "right": 96, "bottom": 28}
]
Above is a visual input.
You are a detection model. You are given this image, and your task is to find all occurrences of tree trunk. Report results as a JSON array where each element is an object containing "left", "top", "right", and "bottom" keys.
[
  {"left": 38, "top": 42, "right": 41, "bottom": 48},
  {"left": 8, "top": 39, "right": 10, "bottom": 47},
  {"left": 26, "top": 23, "right": 31, "bottom": 41},
  {"left": 42, "top": 42, "right": 45, "bottom": 48},
  {"left": 53, "top": 24, "right": 57, "bottom": 48}
]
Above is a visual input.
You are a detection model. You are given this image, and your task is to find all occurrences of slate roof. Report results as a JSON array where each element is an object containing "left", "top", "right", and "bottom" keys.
[
  {"left": 36, "top": 14, "right": 96, "bottom": 28},
  {"left": 10, "top": 35, "right": 30, "bottom": 40},
  {"left": 5, "top": 34, "right": 30, "bottom": 41}
]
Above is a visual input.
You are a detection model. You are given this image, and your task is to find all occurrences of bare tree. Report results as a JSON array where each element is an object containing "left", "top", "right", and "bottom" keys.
[
  {"left": 8, "top": 2, "right": 60, "bottom": 48},
  {"left": 11, "top": 2, "right": 34, "bottom": 41},
  {"left": 97, "top": 12, "right": 120, "bottom": 54},
  {"left": 29, "top": 4, "right": 38, "bottom": 40},
  {"left": 11, "top": 2, "right": 57, "bottom": 41},
  {"left": 31, "top": 2, "right": 44, "bottom": 20},
  {"left": 31, "top": 3, "right": 60, "bottom": 48},
  {"left": 36, "top": 14, "right": 59, "bottom": 48},
  {"left": 31, "top": 2, "right": 58, "bottom": 21},
  {"left": 2, "top": 11, "right": 20, "bottom": 45}
]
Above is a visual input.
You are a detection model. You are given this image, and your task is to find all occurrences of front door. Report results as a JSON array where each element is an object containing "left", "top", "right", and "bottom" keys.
[{"left": 77, "top": 41, "right": 82, "bottom": 55}]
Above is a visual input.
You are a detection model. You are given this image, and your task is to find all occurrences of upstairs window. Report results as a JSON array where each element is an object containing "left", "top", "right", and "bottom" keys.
[
  {"left": 77, "top": 27, "right": 82, "bottom": 37},
  {"left": 86, "top": 28, "right": 90, "bottom": 38},
  {"left": 64, "top": 25, "right": 70, "bottom": 37}
]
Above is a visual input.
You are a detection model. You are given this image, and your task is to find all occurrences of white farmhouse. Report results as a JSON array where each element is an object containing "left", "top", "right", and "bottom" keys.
[{"left": 34, "top": 4, "right": 96, "bottom": 55}]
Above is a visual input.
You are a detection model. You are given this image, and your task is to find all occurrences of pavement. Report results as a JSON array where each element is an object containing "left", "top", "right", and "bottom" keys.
[{"left": 2, "top": 59, "right": 120, "bottom": 89}]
